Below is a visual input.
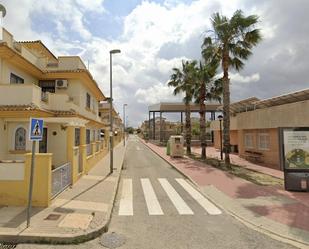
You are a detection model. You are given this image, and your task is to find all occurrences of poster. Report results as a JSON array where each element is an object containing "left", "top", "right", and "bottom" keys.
[{"left": 283, "top": 130, "right": 309, "bottom": 169}]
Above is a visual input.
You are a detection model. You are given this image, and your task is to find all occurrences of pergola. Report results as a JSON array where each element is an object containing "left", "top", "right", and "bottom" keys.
[{"left": 148, "top": 102, "right": 222, "bottom": 141}]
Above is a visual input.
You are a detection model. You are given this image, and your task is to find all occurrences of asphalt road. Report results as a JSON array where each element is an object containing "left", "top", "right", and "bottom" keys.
[{"left": 15, "top": 135, "right": 296, "bottom": 249}]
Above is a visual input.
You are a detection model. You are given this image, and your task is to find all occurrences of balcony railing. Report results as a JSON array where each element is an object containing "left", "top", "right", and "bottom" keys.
[
  {"left": 41, "top": 91, "right": 49, "bottom": 102},
  {"left": 86, "top": 144, "right": 92, "bottom": 156}
]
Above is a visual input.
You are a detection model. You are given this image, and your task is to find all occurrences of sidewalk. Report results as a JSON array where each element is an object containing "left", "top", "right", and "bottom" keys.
[
  {"left": 192, "top": 146, "right": 284, "bottom": 179},
  {"left": 144, "top": 141, "right": 309, "bottom": 248},
  {"left": 0, "top": 143, "right": 126, "bottom": 244}
]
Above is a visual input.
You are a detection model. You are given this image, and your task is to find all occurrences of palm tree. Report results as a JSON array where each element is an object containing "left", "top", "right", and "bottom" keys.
[
  {"left": 168, "top": 60, "right": 197, "bottom": 155},
  {"left": 194, "top": 60, "right": 222, "bottom": 160},
  {"left": 202, "top": 10, "right": 262, "bottom": 167}
]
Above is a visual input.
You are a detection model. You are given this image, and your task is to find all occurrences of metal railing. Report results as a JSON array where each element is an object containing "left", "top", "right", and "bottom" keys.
[
  {"left": 41, "top": 91, "right": 49, "bottom": 102},
  {"left": 96, "top": 142, "right": 100, "bottom": 152},
  {"left": 86, "top": 143, "right": 92, "bottom": 156},
  {"left": 52, "top": 162, "right": 72, "bottom": 198}
]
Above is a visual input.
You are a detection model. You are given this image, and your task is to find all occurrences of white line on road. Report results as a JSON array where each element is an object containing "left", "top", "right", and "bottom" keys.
[
  {"left": 158, "top": 178, "right": 193, "bottom": 215},
  {"left": 119, "top": 179, "right": 133, "bottom": 216},
  {"left": 175, "top": 178, "right": 222, "bottom": 215},
  {"left": 141, "top": 178, "right": 164, "bottom": 215}
]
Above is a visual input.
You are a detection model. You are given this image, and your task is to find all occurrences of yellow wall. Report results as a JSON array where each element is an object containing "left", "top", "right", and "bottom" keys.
[
  {"left": 238, "top": 128, "right": 280, "bottom": 169},
  {"left": 0, "top": 153, "right": 52, "bottom": 207},
  {"left": 213, "top": 128, "right": 280, "bottom": 169},
  {"left": 47, "top": 123, "right": 67, "bottom": 167}
]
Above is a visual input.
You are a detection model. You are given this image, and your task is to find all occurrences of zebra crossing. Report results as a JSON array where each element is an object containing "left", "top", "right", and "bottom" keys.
[{"left": 118, "top": 178, "right": 222, "bottom": 216}]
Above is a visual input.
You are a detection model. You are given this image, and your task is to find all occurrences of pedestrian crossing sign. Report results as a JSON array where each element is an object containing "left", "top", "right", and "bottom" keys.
[{"left": 29, "top": 118, "right": 44, "bottom": 141}]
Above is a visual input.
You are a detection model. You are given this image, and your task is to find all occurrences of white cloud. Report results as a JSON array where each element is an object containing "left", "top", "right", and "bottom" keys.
[
  {"left": 135, "top": 83, "right": 181, "bottom": 105},
  {"left": 230, "top": 73, "right": 260, "bottom": 84},
  {"left": 2, "top": 0, "right": 308, "bottom": 127}
]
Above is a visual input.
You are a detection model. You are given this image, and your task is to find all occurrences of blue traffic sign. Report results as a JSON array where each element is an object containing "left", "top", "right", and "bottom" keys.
[{"left": 29, "top": 118, "right": 44, "bottom": 141}]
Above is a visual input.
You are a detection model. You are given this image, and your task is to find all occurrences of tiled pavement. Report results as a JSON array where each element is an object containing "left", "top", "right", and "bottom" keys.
[
  {"left": 143, "top": 141, "right": 309, "bottom": 248},
  {"left": 0, "top": 142, "right": 126, "bottom": 244},
  {"left": 191, "top": 146, "right": 284, "bottom": 179}
]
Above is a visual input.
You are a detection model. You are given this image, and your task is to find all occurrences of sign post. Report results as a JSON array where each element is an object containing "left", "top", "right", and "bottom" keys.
[{"left": 26, "top": 118, "right": 44, "bottom": 228}]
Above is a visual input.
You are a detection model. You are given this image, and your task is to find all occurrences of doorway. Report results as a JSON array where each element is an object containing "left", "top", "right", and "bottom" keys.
[{"left": 39, "top": 128, "right": 48, "bottom": 153}]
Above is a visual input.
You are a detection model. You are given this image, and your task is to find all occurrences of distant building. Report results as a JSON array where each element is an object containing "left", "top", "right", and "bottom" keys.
[{"left": 211, "top": 89, "right": 309, "bottom": 170}]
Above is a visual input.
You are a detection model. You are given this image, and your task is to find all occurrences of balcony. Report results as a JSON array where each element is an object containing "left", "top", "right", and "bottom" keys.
[
  {"left": 0, "top": 83, "right": 42, "bottom": 106},
  {"left": 0, "top": 83, "right": 77, "bottom": 112}
]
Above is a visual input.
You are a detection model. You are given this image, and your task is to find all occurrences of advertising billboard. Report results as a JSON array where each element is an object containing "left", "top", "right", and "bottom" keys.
[{"left": 283, "top": 130, "right": 309, "bottom": 170}]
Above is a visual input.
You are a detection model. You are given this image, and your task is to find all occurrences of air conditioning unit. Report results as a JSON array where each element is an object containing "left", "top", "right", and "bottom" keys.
[{"left": 55, "top": 79, "right": 68, "bottom": 88}]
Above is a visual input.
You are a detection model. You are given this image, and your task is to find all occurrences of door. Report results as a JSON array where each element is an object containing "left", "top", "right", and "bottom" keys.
[
  {"left": 75, "top": 128, "right": 83, "bottom": 173},
  {"left": 39, "top": 128, "right": 48, "bottom": 153}
]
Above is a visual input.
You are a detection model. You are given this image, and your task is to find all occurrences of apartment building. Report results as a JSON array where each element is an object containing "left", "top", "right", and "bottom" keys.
[
  {"left": 0, "top": 28, "right": 120, "bottom": 207},
  {"left": 98, "top": 102, "right": 123, "bottom": 147}
]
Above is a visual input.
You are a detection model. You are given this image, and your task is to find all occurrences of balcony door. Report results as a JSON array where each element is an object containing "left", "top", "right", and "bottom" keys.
[{"left": 39, "top": 80, "right": 55, "bottom": 93}]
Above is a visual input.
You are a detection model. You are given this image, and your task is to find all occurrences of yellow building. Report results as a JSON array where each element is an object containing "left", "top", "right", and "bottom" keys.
[
  {"left": 0, "top": 28, "right": 120, "bottom": 207},
  {"left": 98, "top": 102, "right": 123, "bottom": 146}
]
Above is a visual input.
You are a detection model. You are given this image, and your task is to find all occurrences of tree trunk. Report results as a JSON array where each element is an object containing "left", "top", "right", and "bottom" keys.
[
  {"left": 222, "top": 51, "right": 231, "bottom": 167},
  {"left": 185, "top": 102, "right": 191, "bottom": 155},
  {"left": 200, "top": 82, "right": 206, "bottom": 160}
]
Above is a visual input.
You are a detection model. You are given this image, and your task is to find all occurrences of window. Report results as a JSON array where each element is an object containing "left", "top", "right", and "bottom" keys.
[
  {"left": 258, "top": 133, "right": 270, "bottom": 150},
  {"left": 97, "top": 129, "right": 101, "bottom": 140},
  {"left": 86, "top": 129, "right": 90, "bottom": 144},
  {"left": 10, "top": 73, "right": 24, "bottom": 84},
  {"left": 86, "top": 93, "right": 91, "bottom": 109},
  {"left": 75, "top": 128, "right": 80, "bottom": 146},
  {"left": 244, "top": 133, "right": 254, "bottom": 149},
  {"left": 15, "top": 127, "right": 26, "bottom": 150}
]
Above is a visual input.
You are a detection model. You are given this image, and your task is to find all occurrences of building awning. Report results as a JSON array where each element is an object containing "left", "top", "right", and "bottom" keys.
[
  {"left": 42, "top": 117, "right": 89, "bottom": 127},
  {"left": 228, "top": 88, "right": 309, "bottom": 115}
]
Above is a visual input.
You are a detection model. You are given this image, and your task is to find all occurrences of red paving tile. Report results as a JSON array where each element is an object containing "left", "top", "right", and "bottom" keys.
[
  {"left": 192, "top": 146, "right": 284, "bottom": 179},
  {"left": 146, "top": 142, "right": 279, "bottom": 198},
  {"left": 249, "top": 203, "right": 309, "bottom": 231}
]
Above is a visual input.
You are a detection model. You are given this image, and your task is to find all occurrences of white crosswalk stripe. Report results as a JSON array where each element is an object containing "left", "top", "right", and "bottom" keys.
[
  {"left": 118, "top": 178, "right": 222, "bottom": 216},
  {"left": 141, "top": 178, "right": 164, "bottom": 215},
  {"left": 175, "top": 178, "right": 222, "bottom": 215},
  {"left": 158, "top": 178, "right": 194, "bottom": 215},
  {"left": 118, "top": 178, "right": 133, "bottom": 216}
]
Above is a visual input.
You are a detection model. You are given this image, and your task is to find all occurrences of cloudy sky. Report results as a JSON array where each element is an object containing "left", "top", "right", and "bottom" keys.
[{"left": 1, "top": 0, "right": 309, "bottom": 127}]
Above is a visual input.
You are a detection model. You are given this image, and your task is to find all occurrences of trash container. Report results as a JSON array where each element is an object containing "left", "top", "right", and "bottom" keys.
[{"left": 170, "top": 135, "right": 184, "bottom": 157}]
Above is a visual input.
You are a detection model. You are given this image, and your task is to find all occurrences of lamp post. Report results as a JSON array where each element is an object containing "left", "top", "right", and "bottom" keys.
[
  {"left": 218, "top": 115, "right": 223, "bottom": 160},
  {"left": 109, "top": 49, "right": 121, "bottom": 174},
  {"left": 123, "top": 104, "right": 127, "bottom": 146}
]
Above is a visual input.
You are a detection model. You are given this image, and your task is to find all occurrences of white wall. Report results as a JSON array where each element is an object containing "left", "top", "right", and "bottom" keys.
[
  {"left": 0, "top": 162, "right": 24, "bottom": 180},
  {"left": 0, "top": 60, "right": 38, "bottom": 84},
  {"left": 0, "top": 121, "right": 33, "bottom": 160}
]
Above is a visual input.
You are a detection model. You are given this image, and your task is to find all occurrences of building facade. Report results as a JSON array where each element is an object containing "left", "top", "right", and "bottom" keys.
[
  {"left": 0, "top": 28, "right": 122, "bottom": 207},
  {"left": 211, "top": 89, "right": 309, "bottom": 170}
]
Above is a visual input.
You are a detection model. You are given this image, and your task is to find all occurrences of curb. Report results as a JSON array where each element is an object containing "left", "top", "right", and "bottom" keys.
[
  {"left": 141, "top": 140, "right": 309, "bottom": 249},
  {"left": 0, "top": 143, "right": 126, "bottom": 245}
]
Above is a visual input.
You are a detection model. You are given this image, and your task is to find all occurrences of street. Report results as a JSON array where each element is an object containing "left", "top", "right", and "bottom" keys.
[{"left": 16, "top": 135, "right": 295, "bottom": 249}]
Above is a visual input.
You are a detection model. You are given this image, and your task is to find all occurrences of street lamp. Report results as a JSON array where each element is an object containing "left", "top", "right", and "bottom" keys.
[
  {"left": 218, "top": 115, "right": 223, "bottom": 160},
  {"left": 123, "top": 104, "right": 127, "bottom": 146},
  {"left": 109, "top": 49, "right": 121, "bottom": 174}
]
